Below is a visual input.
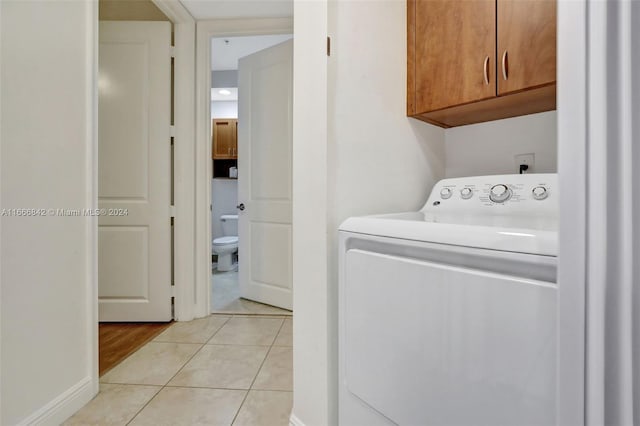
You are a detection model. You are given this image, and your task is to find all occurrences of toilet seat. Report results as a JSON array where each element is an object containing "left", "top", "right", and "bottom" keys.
[{"left": 213, "top": 236, "right": 238, "bottom": 245}]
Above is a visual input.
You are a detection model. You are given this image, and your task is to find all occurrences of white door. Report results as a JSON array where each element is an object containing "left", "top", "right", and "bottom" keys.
[
  {"left": 237, "top": 40, "right": 293, "bottom": 310},
  {"left": 98, "top": 22, "right": 172, "bottom": 321}
]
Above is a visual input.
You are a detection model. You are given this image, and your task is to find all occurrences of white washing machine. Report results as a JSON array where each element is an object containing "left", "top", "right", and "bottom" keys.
[{"left": 338, "top": 174, "right": 558, "bottom": 426}]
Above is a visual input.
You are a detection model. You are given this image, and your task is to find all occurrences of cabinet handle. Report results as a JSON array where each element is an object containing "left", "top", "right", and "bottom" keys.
[
  {"left": 501, "top": 50, "right": 508, "bottom": 80},
  {"left": 483, "top": 56, "right": 490, "bottom": 85},
  {"left": 228, "top": 147, "right": 231, "bottom": 155}
]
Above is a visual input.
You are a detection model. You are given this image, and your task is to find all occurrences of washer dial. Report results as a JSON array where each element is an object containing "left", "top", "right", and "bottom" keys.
[
  {"left": 532, "top": 186, "right": 548, "bottom": 200},
  {"left": 440, "top": 188, "right": 452, "bottom": 199},
  {"left": 489, "top": 184, "right": 512, "bottom": 203},
  {"left": 460, "top": 188, "right": 473, "bottom": 199}
]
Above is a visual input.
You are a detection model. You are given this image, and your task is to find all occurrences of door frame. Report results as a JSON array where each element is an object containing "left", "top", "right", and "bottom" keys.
[
  {"left": 557, "top": 0, "right": 640, "bottom": 423},
  {"left": 151, "top": 0, "right": 198, "bottom": 322},
  {"left": 195, "top": 18, "right": 293, "bottom": 317},
  {"left": 88, "top": 0, "right": 197, "bottom": 392}
]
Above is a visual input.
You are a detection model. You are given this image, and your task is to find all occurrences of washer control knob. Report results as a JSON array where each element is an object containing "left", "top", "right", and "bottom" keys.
[
  {"left": 489, "top": 184, "right": 511, "bottom": 203},
  {"left": 440, "top": 188, "right": 452, "bottom": 199},
  {"left": 460, "top": 187, "right": 473, "bottom": 199},
  {"left": 532, "top": 186, "right": 548, "bottom": 200}
]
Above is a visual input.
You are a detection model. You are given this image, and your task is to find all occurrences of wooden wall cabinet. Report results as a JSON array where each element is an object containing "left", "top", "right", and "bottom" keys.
[
  {"left": 212, "top": 118, "right": 238, "bottom": 159},
  {"left": 407, "top": 0, "right": 556, "bottom": 128}
]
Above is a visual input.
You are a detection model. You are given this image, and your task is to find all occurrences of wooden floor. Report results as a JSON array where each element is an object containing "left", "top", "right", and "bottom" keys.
[{"left": 99, "top": 322, "right": 172, "bottom": 376}]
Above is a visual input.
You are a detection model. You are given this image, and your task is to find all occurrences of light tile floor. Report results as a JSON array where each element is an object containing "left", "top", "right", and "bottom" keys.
[
  {"left": 66, "top": 315, "right": 293, "bottom": 426},
  {"left": 211, "top": 271, "right": 292, "bottom": 316}
]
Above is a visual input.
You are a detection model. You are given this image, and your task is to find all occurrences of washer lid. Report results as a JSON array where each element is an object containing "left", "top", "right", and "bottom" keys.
[
  {"left": 339, "top": 212, "right": 557, "bottom": 257},
  {"left": 213, "top": 236, "right": 238, "bottom": 245}
]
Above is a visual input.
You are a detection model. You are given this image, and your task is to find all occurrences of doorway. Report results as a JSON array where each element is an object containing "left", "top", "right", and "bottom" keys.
[
  {"left": 97, "top": 0, "right": 175, "bottom": 376},
  {"left": 208, "top": 33, "right": 294, "bottom": 315}
]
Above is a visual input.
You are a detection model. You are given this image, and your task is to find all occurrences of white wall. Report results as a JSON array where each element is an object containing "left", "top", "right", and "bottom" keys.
[
  {"left": 328, "top": 2, "right": 445, "bottom": 220},
  {"left": 291, "top": 0, "right": 329, "bottom": 425},
  {"left": 445, "top": 111, "right": 557, "bottom": 177},
  {"left": 327, "top": 0, "right": 445, "bottom": 421},
  {"left": 0, "top": 1, "right": 97, "bottom": 424},
  {"left": 292, "top": 0, "right": 445, "bottom": 424},
  {"left": 211, "top": 178, "right": 238, "bottom": 240},
  {"left": 211, "top": 100, "right": 237, "bottom": 118}
]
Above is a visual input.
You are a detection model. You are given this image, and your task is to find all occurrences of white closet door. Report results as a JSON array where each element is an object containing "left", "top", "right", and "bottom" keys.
[{"left": 98, "top": 21, "right": 172, "bottom": 321}]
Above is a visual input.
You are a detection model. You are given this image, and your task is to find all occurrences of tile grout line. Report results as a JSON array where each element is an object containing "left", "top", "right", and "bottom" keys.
[
  {"left": 161, "top": 384, "right": 294, "bottom": 392},
  {"left": 98, "top": 314, "right": 289, "bottom": 426},
  {"left": 223, "top": 313, "right": 284, "bottom": 424},
  {"left": 212, "top": 311, "right": 292, "bottom": 317},
  {"left": 272, "top": 316, "right": 292, "bottom": 347},
  {"left": 98, "top": 323, "right": 173, "bottom": 379},
  {"left": 123, "top": 343, "right": 205, "bottom": 426},
  {"left": 202, "top": 314, "right": 233, "bottom": 345},
  {"left": 230, "top": 318, "right": 286, "bottom": 425},
  {"left": 229, "top": 330, "right": 280, "bottom": 426},
  {"left": 205, "top": 341, "right": 272, "bottom": 346},
  {"left": 124, "top": 316, "right": 234, "bottom": 425},
  {"left": 159, "top": 314, "right": 233, "bottom": 383},
  {"left": 152, "top": 319, "right": 235, "bottom": 344}
]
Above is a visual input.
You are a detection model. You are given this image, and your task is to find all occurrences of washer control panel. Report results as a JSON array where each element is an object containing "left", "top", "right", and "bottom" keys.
[
  {"left": 489, "top": 184, "right": 512, "bottom": 203},
  {"left": 423, "top": 174, "right": 557, "bottom": 215}
]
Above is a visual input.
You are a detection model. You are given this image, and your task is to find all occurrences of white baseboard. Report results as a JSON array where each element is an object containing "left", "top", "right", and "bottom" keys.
[
  {"left": 289, "top": 412, "right": 306, "bottom": 426},
  {"left": 19, "top": 376, "right": 95, "bottom": 426}
]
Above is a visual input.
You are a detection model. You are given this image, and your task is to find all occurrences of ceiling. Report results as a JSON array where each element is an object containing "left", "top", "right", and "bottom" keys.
[
  {"left": 180, "top": 0, "right": 292, "bottom": 20},
  {"left": 211, "top": 87, "right": 238, "bottom": 101},
  {"left": 211, "top": 34, "right": 292, "bottom": 71}
]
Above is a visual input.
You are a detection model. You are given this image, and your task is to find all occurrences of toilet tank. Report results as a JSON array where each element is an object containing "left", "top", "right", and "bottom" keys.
[{"left": 220, "top": 214, "right": 238, "bottom": 236}]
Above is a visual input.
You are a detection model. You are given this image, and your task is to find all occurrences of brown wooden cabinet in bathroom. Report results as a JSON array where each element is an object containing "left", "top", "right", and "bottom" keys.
[
  {"left": 212, "top": 118, "right": 238, "bottom": 159},
  {"left": 407, "top": 0, "right": 556, "bottom": 128}
]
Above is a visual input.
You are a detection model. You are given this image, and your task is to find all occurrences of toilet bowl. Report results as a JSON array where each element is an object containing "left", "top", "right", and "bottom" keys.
[
  {"left": 213, "top": 236, "right": 238, "bottom": 271},
  {"left": 213, "top": 214, "right": 238, "bottom": 272}
]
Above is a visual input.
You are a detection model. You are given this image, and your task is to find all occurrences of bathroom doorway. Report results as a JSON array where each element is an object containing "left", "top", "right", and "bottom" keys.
[{"left": 210, "top": 34, "right": 293, "bottom": 315}]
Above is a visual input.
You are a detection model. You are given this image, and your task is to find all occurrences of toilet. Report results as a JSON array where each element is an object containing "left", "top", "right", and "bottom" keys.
[{"left": 212, "top": 214, "right": 238, "bottom": 271}]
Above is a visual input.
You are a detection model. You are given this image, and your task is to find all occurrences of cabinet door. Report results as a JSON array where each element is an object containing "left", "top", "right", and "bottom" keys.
[
  {"left": 497, "top": 0, "right": 556, "bottom": 95},
  {"left": 212, "top": 119, "right": 235, "bottom": 159},
  {"left": 232, "top": 119, "right": 238, "bottom": 159},
  {"left": 411, "top": 0, "right": 496, "bottom": 114}
]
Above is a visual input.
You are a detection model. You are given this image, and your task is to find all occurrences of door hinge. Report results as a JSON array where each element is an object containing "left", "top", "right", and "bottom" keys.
[
  {"left": 327, "top": 36, "right": 331, "bottom": 56},
  {"left": 170, "top": 46, "right": 176, "bottom": 58},
  {"left": 170, "top": 125, "right": 176, "bottom": 137},
  {"left": 171, "top": 286, "right": 176, "bottom": 297},
  {"left": 170, "top": 205, "right": 176, "bottom": 217}
]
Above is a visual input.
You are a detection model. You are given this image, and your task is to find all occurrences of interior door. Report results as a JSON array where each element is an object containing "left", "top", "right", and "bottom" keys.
[
  {"left": 497, "top": 0, "right": 556, "bottom": 95},
  {"left": 237, "top": 39, "right": 293, "bottom": 310},
  {"left": 98, "top": 21, "right": 172, "bottom": 321}
]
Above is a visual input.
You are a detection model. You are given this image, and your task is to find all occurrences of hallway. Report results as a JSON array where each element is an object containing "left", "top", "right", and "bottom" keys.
[{"left": 66, "top": 315, "right": 293, "bottom": 425}]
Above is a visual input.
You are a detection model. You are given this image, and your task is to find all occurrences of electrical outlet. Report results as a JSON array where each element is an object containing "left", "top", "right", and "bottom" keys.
[{"left": 514, "top": 153, "right": 535, "bottom": 174}]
